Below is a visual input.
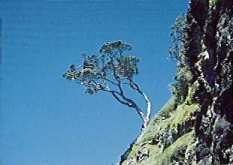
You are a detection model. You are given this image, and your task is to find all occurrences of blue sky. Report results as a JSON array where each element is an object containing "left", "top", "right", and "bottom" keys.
[{"left": 0, "top": 1, "right": 188, "bottom": 165}]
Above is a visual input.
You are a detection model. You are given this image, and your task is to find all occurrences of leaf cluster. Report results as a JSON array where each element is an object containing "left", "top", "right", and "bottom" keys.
[
  {"left": 169, "top": 15, "right": 194, "bottom": 104},
  {"left": 63, "top": 41, "right": 140, "bottom": 95},
  {"left": 169, "top": 14, "right": 186, "bottom": 62}
]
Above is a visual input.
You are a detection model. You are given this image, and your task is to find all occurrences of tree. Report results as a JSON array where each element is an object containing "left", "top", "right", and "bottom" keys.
[
  {"left": 169, "top": 15, "right": 192, "bottom": 104},
  {"left": 63, "top": 41, "right": 152, "bottom": 129}
]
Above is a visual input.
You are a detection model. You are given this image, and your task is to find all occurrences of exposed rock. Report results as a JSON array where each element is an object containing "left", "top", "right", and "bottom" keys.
[
  {"left": 119, "top": 0, "right": 233, "bottom": 164},
  {"left": 136, "top": 146, "right": 150, "bottom": 162}
]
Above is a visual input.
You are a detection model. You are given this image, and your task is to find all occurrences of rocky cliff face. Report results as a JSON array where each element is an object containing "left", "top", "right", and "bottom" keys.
[{"left": 119, "top": 0, "right": 233, "bottom": 164}]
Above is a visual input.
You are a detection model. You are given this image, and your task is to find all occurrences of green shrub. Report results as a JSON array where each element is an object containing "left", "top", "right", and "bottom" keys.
[
  {"left": 169, "top": 14, "right": 186, "bottom": 62},
  {"left": 169, "top": 15, "right": 194, "bottom": 104},
  {"left": 172, "top": 66, "right": 193, "bottom": 103}
]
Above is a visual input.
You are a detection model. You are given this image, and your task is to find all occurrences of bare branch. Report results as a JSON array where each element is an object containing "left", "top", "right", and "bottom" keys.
[
  {"left": 128, "top": 78, "right": 152, "bottom": 121},
  {"left": 111, "top": 91, "right": 133, "bottom": 107},
  {"left": 100, "top": 86, "right": 146, "bottom": 123},
  {"left": 100, "top": 88, "right": 133, "bottom": 107},
  {"left": 128, "top": 78, "right": 143, "bottom": 94},
  {"left": 108, "top": 56, "right": 149, "bottom": 125},
  {"left": 114, "top": 91, "right": 146, "bottom": 123},
  {"left": 102, "top": 77, "right": 118, "bottom": 86}
]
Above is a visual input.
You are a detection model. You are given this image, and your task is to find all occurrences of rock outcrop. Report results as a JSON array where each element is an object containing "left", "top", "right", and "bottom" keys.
[{"left": 119, "top": 0, "right": 233, "bottom": 164}]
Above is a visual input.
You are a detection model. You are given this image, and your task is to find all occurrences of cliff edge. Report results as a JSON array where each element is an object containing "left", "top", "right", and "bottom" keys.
[{"left": 119, "top": 0, "right": 233, "bottom": 164}]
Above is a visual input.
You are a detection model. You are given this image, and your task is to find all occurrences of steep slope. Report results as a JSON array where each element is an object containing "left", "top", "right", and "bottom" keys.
[{"left": 119, "top": 0, "right": 233, "bottom": 164}]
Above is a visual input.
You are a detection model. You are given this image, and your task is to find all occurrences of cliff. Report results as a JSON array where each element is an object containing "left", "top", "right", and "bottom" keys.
[{"left": 119, "top": 0, "right": 233, "bottom": 164}]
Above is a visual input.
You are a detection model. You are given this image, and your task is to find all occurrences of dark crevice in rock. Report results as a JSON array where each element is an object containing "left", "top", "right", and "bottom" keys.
[{"left": 119, "top": 1, "right": 233, "bottom": 164}]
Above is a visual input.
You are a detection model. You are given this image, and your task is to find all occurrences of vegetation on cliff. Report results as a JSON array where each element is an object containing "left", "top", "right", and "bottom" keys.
[{"left": 119, "top": 0, "right": 233, "bottom": 164}]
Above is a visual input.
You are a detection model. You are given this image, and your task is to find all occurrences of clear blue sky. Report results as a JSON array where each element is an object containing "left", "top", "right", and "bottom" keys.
[{"left": 0, "top": 1, "right": 188, "bottom": 165}]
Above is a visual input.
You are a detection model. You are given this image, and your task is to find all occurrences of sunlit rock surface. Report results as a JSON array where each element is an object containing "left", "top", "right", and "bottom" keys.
[{"left": 119, "top": 0, "right": 233, "bottom": 164}]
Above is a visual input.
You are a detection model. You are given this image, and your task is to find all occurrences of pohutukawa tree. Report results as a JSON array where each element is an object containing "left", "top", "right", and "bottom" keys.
[{"left": 63, "top": 41, "right": 152, "bottom": 128}]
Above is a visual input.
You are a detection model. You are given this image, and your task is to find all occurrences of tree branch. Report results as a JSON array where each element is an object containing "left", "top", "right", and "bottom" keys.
[
  {"left": 111, "top": 91, "right": 133, "bottom": 107},
  {"left": 128, "top": 78, "right": 152, "bottom": 122},
  {"left": 102, "top": 77, "right": 118, "bottom": 86},
  {"left": 101, "top": 88, "right": 133, "bottom": 107},
  {"left": 108, "top": 55, "right": 149, "bottom": 127},
  {"left": 100, "top": 87, "right": 146, "bottom": 124}
]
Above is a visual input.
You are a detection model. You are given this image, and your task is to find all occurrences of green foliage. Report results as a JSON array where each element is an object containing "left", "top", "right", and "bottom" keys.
[
  {"left": 123, "top": 100, "right": 198, "bottom": 164},
  {"left": 154, "top": 131, "right": 194, "bottom": 165},
  {"left": 167, "top": 103, "right": 198, "bottom": 129},
  {"left": 140, "top": 102, "right": 198, "bottom": 143},
  {"left": 125, "top": 131, "right": 195, "bottom": 165},
  {"left": 137, "top": 131, "right": 194, "bottom": 165},
  {"left": 169, "top": 14, "right": 186, "bottom": 62},
  {"left": 185, "top": 80, "right": 199, "bottom": 105},
  {"left": 63, "top": 40, "right": 152, "bottom": 128},
  {"left": 158, "top": 97, "right": 176, "bottom": 118},
  {"left": 63, "top": 41, "right": 139, "bottom": 95},
  {"left": 169, "top": 15, "right": 193, "bottom": 104},
  {"left": 100, "top": 40, "right": 132, "bottom": 54},
  {"left": 171, "top": 66, "right": 193, "bottom": 104},
  {"left": 116, "top": 56, "right": 139, "bottom": 78}
]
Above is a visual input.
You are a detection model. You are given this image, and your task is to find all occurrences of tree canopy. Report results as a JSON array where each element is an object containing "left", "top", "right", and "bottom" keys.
[{"left": 63, "top": 41, "right": 152, "bottom": 128}]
